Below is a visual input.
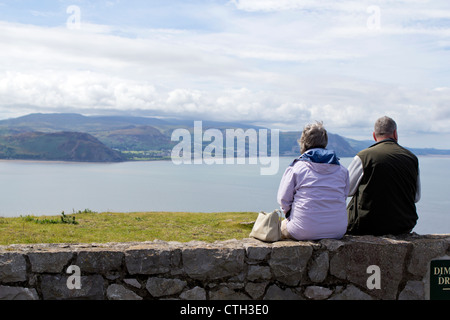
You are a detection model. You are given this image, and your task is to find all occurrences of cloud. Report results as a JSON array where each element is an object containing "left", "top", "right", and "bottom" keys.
[
  {"left": 0, "top": 1, "right": 449, "bottom": 148},
  {"left": 0, "top": 70, "right": 156, "bottom": 111},
  {"left": 2, "top": 68, "right": 449, "bottom": 141},
  {"left": 228, "top": 0, "right": 331, "bottom": 12}
]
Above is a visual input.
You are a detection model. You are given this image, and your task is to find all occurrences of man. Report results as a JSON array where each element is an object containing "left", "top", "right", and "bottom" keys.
[{"left": 347, "top": 116, "right": 421, "bottom": 235}]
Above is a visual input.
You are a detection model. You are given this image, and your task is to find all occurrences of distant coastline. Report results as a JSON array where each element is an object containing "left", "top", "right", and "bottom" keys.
[
  {"left": 1, "top": 154, "right": 449, "bottom": 167},
  {"left": 0, "top": 113, "right": 448, "bottom": 163}
]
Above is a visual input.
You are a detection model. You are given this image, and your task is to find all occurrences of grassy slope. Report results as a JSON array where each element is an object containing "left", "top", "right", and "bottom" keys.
[{"left": 0, "top": 211, "right": 258, "bottom": 245}]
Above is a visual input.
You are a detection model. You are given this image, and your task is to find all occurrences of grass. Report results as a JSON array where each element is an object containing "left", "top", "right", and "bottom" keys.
[
  {"left": 0, "top": 210, "right": 258, "bottom": 245},
  {"left": 22, "top": 211, "right": 79, "bottom": 225}
]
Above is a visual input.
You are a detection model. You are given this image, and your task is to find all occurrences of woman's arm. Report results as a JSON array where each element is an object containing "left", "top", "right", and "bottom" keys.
[{"left": 277, "top": 167, "right": 296, "bottom": 217}]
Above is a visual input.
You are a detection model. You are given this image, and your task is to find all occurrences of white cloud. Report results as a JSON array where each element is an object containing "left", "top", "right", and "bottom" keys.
[
  {"left": 1, "top": 67, "right": 450, "bottom": 142},
  {"left": 0, "top": 1, "right": 449, "bottom": 148},
  {"left": 229, "top": 0, "right": 332, "bottom": 12}
]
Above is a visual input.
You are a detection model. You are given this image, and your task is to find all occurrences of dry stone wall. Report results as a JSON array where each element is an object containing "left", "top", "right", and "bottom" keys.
[{"left": 0, "top": 234, "right": 449, "bottom": 300}]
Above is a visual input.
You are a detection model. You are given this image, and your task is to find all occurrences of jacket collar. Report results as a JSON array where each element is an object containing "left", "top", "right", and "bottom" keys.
[
  {"left": 290, "top": 148, "right": 341, "bottom": 166},
  {"left": 370, "top": 138, "right": 397, "bottom": 148}
]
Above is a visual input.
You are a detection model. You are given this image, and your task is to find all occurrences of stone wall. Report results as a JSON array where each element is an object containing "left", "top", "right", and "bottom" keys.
[{"left": 0, "top": 234, "right": 449, "bottom": 300}]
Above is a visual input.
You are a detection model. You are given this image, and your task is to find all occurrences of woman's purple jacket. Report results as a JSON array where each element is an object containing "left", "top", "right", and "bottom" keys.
[{"left": 277, "top": 148, "right": 350, "bottom": 240}]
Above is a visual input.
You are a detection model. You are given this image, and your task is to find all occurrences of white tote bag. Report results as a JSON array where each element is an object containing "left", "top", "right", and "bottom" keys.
[{"left": 249, "top": 210, "right": 282, "bottom": 242}]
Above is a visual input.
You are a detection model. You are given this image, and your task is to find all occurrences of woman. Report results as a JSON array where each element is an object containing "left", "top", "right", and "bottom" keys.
[{"left": 277, "top": 122, "right": 349, "bottom": 241}]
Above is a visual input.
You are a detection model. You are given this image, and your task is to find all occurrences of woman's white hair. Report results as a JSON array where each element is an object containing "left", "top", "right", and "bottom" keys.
[{"left": 298, "top": 121, "right": 328, "bottom": 154}]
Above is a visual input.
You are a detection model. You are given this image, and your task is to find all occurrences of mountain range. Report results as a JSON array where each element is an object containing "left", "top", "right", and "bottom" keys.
[{"left": 0, "top": 113, "right": 448, "bottom": 162}]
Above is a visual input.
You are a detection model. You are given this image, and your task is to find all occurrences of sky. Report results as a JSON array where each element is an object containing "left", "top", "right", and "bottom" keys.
[{"left": 0, "top": 0, "right": 449, "bottom": 148}]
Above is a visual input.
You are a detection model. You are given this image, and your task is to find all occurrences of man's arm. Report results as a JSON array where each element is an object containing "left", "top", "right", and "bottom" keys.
[
  {"left": 347, "top": 156, "right": 364, "bottom": 197},
  {"left": 415, "top": 169, "right": 421, "bottom": 203}
]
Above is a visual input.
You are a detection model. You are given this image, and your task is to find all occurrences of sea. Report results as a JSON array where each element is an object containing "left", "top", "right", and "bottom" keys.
[{"left": 0, "top": 156, "right": 448, "bottom": 235}]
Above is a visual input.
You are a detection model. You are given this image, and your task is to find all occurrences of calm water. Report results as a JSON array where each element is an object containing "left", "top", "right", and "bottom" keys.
[{"left": 0, "top": 156, "right": 448, "bottom": 235}]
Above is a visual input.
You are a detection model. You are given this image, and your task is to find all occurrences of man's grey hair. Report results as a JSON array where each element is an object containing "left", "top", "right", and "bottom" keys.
[
  {"left": 298, "top": 121, "right": 328, "bottom": 154},
  {"left": 374, "top": 116, "right": 397, "bottom": 137}
]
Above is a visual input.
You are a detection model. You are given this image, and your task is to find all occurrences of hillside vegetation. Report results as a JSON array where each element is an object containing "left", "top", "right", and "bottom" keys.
[
  {"left": 0, "top": 113, "right": 448, "bottom": 162},
  {"left": 0, "top": 131, "right": 124, "bottom": 162}
]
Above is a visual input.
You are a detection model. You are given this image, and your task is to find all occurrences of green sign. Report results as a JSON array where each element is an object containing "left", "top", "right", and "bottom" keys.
[{"left": 430, "top": 260, "right": 450, "bottom": 300}]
